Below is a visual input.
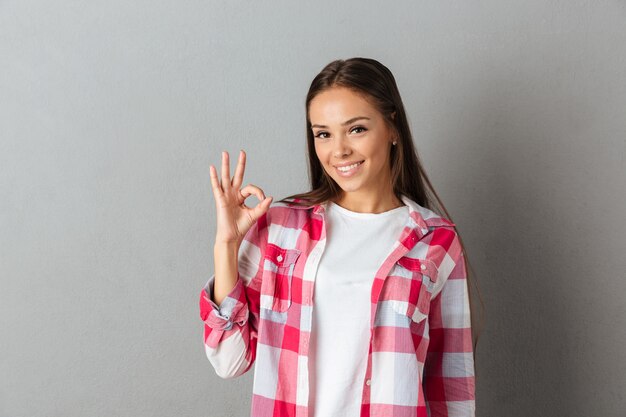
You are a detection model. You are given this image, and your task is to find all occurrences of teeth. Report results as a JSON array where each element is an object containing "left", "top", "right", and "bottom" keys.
[{"left": 337, "top": 161, "right": 362, "bottom": 172}]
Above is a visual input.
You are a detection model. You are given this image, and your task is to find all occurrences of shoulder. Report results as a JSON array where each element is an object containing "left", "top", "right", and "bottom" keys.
[
  {"left": 399, "top": 194, "right": 455, "bottom": 230},
  {"left": 416, "top": 205, "right": 456, "bottom": 231},
  {"left": 411, "top": 205, "right": 462, "bottom": 277},
  {"left": 264, "top": 199, "right": 315, "bottom": 229},
  {"left": 421, "top": 208, "right": 460, "bottom": 257},
  {"left": 258, "top": 200, "right": 319, "bottom": 248}
]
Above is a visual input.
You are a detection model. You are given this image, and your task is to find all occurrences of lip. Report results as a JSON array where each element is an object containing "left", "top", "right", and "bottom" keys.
[
  {"left": 333, "top": 160, "right": 365, "bottom": 168},
  {"left": 334, "top": 160, "right": 364, "bottom": 177}
]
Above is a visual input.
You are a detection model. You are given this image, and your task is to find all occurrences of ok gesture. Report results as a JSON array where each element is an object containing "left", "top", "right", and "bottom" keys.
[{"left": 209, "top": 150, "right": 273, "bottom": 246}]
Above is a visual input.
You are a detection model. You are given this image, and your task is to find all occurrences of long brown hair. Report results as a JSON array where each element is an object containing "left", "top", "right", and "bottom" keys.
[{"left": 277, "top": 57, "right": 485, "bottom": 362}]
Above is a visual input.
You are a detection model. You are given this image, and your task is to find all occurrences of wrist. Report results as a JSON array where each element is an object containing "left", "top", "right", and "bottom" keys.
[{"left": 214, "top": 240, "right": 240, "bottom": 252}]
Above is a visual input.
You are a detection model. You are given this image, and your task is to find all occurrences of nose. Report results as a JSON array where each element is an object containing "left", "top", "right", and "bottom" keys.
[{"left": 332, "top": 135, "right": 352, "bottom": 158}]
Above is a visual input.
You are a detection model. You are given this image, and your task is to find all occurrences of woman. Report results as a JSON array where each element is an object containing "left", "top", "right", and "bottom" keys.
[{"left": 200, "top": 57, "right": 482, "bottom": 417}]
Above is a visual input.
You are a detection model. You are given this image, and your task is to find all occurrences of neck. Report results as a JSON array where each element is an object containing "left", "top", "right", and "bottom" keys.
[{"left": 333, "top": 193, "right": 404, "bottom": 214}]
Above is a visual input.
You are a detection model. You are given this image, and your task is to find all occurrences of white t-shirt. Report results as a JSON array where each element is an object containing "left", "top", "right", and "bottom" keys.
[{"left": 308, "top": 200, "right": 409, "bottom": 417}]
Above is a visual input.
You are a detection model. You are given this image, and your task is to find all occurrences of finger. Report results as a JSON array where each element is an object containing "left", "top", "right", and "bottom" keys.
[
  {"left": 232, "top": 149, "right": 245, "bottom": 190},
  {"left": 209, "top": 164, "right": 224, "bottom": 198},
  {"left": 220, "top": 151, "right": 231, "bottom": 190},
  {"left": 240, "top": 184, "right": 266, "bottom": 205}
]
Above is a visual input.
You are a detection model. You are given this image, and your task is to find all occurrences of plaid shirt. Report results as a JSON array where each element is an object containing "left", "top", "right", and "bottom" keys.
[{"left": 199, "top": 194, "right": 475, "bottom": 417}]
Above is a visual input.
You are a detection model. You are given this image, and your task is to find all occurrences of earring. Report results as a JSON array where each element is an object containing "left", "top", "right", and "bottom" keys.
[{"left": 392, "top": 139, "right": 397, "bottom": 145}]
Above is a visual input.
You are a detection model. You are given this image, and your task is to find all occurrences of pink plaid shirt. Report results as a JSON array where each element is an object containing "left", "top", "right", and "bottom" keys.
[{"left": 199, "top": 194, "right": 475, "bottom": 417}]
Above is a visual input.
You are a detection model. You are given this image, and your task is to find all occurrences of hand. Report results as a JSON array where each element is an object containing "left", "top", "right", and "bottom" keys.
[{"left": 209, "top": 150, "right": 272, "bottom": 246}]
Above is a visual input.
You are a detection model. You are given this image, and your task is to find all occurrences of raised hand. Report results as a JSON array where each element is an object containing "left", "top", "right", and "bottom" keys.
[{"left": 209, "top": 150, "right": 273, "bottom": 246}]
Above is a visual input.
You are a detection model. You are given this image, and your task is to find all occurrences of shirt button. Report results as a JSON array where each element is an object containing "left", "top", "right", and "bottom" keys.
[
  {"left": 365, "top": 379, "right": 371, "bottom": 386},
  {"left": 277, "top": 254, "right": 283, "bottom": 262},
  {"left": 420, "top": 264, "right": 426, "bottom": 270}
]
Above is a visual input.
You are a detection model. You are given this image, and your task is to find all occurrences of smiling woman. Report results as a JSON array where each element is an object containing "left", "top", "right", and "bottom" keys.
[
  {"left": 200, "top": 57, "right": 483, "bottom": 417},
  {"left": 309, "top": 86, "right": 400, "bottom": 211}
]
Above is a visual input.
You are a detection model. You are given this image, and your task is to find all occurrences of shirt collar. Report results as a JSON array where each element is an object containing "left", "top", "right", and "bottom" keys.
[{"left": 286, "top": 194, "right": 453, "bottom": 249}]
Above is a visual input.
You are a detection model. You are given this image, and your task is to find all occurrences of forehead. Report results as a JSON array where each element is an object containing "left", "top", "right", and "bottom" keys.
[{"left": 309, "top": 87, "right": 378, "bottom": 122}]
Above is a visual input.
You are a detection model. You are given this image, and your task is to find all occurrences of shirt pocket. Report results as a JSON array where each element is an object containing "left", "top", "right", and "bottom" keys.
[
  {"left": 384, "top": 255, "right": 439, "bottom": 323},
  {"left": 260, "top": 243, "right": 302, "bottom": 312}
]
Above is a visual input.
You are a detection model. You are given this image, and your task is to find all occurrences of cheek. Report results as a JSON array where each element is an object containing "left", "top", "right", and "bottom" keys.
[
  {"left": 366, "top": 150, "right": 389, "bottom": 172},
  {"left": 314, "top": 144, "right": 328, "bottom": 163}
]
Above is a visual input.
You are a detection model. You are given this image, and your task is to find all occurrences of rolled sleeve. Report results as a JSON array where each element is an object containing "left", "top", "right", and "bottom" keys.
[
  {"left": 205, "top": 275, "right": 243, "bottom": 326},
  {"left": 199, "top": 273, "right": 250, "bottom": 347}
]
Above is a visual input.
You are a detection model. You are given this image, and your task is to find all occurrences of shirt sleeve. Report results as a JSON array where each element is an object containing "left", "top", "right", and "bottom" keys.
[
  {"left": 198, "top": 211, "right": 269, "bottom": 379},
  {"left": 423, "top": 231, "right": 476, "bottom": 416}
]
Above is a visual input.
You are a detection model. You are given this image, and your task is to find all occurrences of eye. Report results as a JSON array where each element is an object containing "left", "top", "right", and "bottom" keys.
[
  {"left": 351, "top": 126, "right": 367, "bottom": 134},
  {"left": 314, "top": 131, "right": 329, "bottom": 139}
]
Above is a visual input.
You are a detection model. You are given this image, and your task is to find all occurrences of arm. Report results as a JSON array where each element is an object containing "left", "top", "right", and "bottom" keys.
[
  {"left": 423, "top": 232, "right": 476, "bottom": 416},
  {"left": 198, "top": 212, "right": 269, "bottom": 379}
]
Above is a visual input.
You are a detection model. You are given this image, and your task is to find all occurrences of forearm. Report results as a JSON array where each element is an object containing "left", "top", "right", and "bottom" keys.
[{"left": 212, "top": 241, "right": 240, "bottom": 307}]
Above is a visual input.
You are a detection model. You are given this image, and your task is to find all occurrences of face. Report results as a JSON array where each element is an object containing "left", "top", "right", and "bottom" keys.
[{"left": 309, "top": 86, "right": 396, "bottom": 203}]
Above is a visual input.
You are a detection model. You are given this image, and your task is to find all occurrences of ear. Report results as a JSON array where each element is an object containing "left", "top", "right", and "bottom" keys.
[{"left": 390, "top": 111, "right": 396, "bottom": 120}]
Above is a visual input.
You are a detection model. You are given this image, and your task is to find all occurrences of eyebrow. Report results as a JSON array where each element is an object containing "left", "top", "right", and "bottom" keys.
[{"left": 310, "top": 116, "right": 371, "bottom": 129}]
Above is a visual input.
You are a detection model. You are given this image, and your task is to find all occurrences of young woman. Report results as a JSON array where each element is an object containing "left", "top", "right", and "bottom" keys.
[{"left": 200, "top": 57, "right": 482, "bottom": 417}]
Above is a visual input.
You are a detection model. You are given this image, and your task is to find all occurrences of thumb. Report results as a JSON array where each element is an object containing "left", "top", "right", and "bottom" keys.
[{"left": 251, "top": 196, "right": 272, "bottom": 221}]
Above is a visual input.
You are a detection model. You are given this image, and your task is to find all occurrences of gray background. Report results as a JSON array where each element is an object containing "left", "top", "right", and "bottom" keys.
[{"left": 1, "top": 1, "right": 625, "bottom": 416}]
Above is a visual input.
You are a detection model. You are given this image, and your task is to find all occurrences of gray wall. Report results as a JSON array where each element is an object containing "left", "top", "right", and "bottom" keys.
[{"left": 1, "top": 1, "right": 625, "bottom": 416}]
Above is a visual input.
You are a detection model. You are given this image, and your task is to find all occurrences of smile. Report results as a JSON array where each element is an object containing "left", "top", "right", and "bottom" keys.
[{"left": 335, "top": 160, "right": 364, "bottom": 177}]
